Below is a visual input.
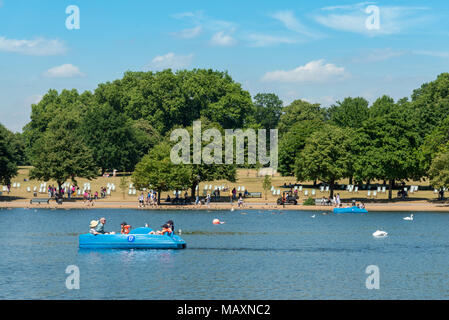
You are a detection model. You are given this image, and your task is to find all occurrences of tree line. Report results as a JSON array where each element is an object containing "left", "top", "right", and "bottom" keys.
[{"left": 1, "top": 69, "right": 449, "bottom": 201}]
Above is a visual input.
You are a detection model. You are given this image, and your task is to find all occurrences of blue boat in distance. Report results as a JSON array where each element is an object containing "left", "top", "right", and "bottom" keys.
[
  {"left": 79, "top": 227, "right": 187, "bottom": 249},
  {"left": 333, "top": 206, "right": 368, "bottom": 214}
]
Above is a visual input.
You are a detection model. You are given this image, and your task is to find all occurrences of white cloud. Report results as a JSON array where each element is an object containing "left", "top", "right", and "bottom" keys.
[
  {"left": 0, "top": 36, "right": 67, "bottom": 55},
  {"left": 412, "top": 50, "right": 449, "bottom": 59},
  {"left": 150, "top": 52, "right": 194, "bottom": 70},
  {"left": 314, "top": 3, "right": 431, "bottom": 36},
  {"left": 352, "top": 48, "right": 406, "bottom": 63},
  {"left": 271, "top": 10, "right": 321, "bottom": 39},
  {"left": 210, "top": 31, "right": 236, "bottom": 46},
  {"left": 262, "top": 59, "right": 348, "bottom": 83},
  {"left": 43, "top": 64, "right": 85, "bottom": 78},
  {"left": 172, "top": 26, "right": 202, "bottom": 39},
  {"left": 246, "top": 34, "right": 298, "bottom": 47}
]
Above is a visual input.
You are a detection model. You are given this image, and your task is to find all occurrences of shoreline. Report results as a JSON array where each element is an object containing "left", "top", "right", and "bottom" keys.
[{"left": 2, "top": 200, "right": 449, "bottom": 212}]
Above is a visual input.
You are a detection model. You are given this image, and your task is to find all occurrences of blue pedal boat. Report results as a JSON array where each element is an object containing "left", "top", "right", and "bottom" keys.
[
  {"left": 79, "top": 227, "right": 186, "bottom": 249},
  {"left": 333, "top": 206, "right": 368, "bottom": 214}
]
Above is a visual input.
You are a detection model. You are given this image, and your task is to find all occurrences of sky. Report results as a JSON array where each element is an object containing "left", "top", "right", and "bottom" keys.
[{"left": 1, "top": 0, "right": 449, "bottom": 132}]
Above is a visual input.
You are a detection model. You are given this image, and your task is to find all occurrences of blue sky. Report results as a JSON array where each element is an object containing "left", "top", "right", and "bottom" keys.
[{"left": 1, "top": 0, "right": 449, "bottom": 132}]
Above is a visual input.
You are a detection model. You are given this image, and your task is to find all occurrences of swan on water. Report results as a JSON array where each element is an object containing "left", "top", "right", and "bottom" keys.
[
  {"left": 403, "top": 214, "right": 414, "bottom": 221},
  {"left": 311, "top": 214, "right": 316, "bottom": 218},
  {"left": 230, "top": 208, "right": 235, "bottom": 212},
  {"left": 373, "top": 230, "right": 388, "bottom": 237}
]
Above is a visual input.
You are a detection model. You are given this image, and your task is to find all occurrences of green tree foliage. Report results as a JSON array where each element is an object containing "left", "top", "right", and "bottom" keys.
[
  {"left": 29, "top": 111, "right": 98, "bottom": 193},
  {"left": 419, "top": 116, "right": 449, "bottom": 176},
  {"left": 277, "top": 99, "right": 326, "bottom": 135},
  {"left": 80, "top": 103, "right": 140, "bottom": 173},
  {"left": 172, "top": 118, "right": 237, "bottom": 200},
  {"left": 0, "top": 124, "right": 18, "bottom": 185},
  {"left": 429, "top": 151, "right": 449, "bottom": 193},
  {"left": 94, "top": 69, "right": 254, "bottom": 134},
  {"left": 295, "top": 124, "right": 353, "bottom": 198},
  {"left": 410, "top": 73, "right": 449, "bottom": 136},
  {"left": 278, "top": 119, "right": 324, "bottom": 176},
  {"left": 23, "top": 89, "right": 93, "bottom": 153},
  {"left": 328, "top": 97, "right": 369, "bottom": 128},
  {"left": 253, "top": 93, "right": 283, "bottom": 130},
  {"left": 132, "top": 143, "right": 191, "bottom": 204},
  {"left": 353, "top": 96, "right": 420, "bottom": 199},
  {"left": 262, "top": 175, "right": 272, "bottom": 200}
]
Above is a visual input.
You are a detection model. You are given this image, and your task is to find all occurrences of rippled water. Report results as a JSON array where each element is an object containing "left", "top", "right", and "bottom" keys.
[{"left": 0, "top": 208, "right": 448, "bottom": 299}]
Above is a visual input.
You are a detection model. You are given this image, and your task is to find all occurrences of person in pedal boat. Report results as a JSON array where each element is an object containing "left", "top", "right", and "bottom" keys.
[
  {"left": 120, "top": 222, "right": 131, "bottom": 234},
  {"left": 149, "top": 223, "right": 172, "bottom": 235},
  {"left": 92, "top": 217, "right": 115, "bottom": 234}
]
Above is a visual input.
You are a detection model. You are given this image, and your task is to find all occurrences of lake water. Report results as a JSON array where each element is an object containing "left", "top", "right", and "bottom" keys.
[{"left": 0, "top": 207, "right": 448, "bottom": 299}]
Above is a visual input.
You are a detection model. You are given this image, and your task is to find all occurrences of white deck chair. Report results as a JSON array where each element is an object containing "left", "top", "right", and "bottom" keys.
[
  {"left": 320, "top": 186, "right": 324, "bottom": 192},
  {"left": 373, "top": 191, "right": 377, "bottom": 198},
  {"left": 367, "top": 191, "right": 371, "bottom": 198},
  {"left": 304, "top": 190, "right": 309, "bottom": 196},
  {"left": 325, "top": 186, "right": 329, "bottom": 192},
  {"left": 311, "top": 189, "right": 316, "bottom": 196}
]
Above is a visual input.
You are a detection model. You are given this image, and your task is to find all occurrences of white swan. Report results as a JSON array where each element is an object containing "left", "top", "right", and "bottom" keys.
[
  {"left": 230, "top": 208, "right": 235, "bottom": 212},
  {"left": 311, "top": 214, "right": 316, "bottom": 218},
  {"left": 403, "top": 214, "right": 414, "bottom": 221},
  {"left": 373, "top": 230, "right": 388, "bottom": 237}
]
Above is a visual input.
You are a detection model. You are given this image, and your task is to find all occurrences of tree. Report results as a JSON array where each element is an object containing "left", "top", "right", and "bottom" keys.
[
  {"left": 175, "top": 118, "right": 237, "bottom": 200},
  {"left": 278, "top": 119, "right": 324, "bottom": 176},
  {"left": 253, "top": 93, "right": 283, "bottom": 130},
  {"left": 410, "top": 73, "right": 449, "bottom": 136},
  {"left": 119, "top": 176, "right": 129, "bottom": 200},
  {"left": 132, "top": 143, "right": 191, "bottom": 204},
  {"left": 295, "top": 124, "right": 352, "bottom": 198},
  {"left": 429, "top": 151, "right": 449, "bottom": 200},
  {"left": 328, "top": 97, "right": 369, "bottom": 128},
  {"left": 0, "top": 124, "right": 18, "bottom": 186},
  {"left": 277, "top": 99, "right": 325, "bottom": 135},
  {"left": 80, "top": 103, "right": 140, "bottom": 173},
  {"left": 29, "top": 112, "right": 98, "bottom": 194},
  {"left": 418, "top": 115, "right": 449, "bottom": 178},
  {"left": 262, "top": 175, "right": 272, "bottom": 200},
  {"left": 23, "top": 89, "right": 93, "bottom": 161},
  {"left": 353, "top": 96, "right": 420, "bottom": 199},
  {"left": 94, "top": 69, "right": 255, "bottom": 134}
]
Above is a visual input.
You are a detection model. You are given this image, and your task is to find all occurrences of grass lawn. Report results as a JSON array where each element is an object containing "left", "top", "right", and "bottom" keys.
[{"left": 0, "top": 167, "right": 440, "bottom": 204}]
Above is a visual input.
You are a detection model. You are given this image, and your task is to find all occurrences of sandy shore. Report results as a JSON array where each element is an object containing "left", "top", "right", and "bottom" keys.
[{"left": 1, "top": 199, "right": 449, "bottom": 212}]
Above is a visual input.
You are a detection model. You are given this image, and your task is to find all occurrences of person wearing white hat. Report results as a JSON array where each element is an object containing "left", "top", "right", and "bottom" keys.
[
  {"left": 89, "top": 220, "right": 99, "bottom": 234},
  {"left": 93, "top": 217, "right": 115, "bottom": 234}
]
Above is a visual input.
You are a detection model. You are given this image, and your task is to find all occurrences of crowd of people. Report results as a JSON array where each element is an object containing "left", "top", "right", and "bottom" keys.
[{"left": 138, "top": 191, "right": 159, "bottom": 208}]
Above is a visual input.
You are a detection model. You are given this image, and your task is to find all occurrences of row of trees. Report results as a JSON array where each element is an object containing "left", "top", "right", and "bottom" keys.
[
  {"left": 2, "top": 69, "right": 449, "bottom": 202},
  {"left": 277, "top": 74, "right": 449, "bottom": 199}
]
